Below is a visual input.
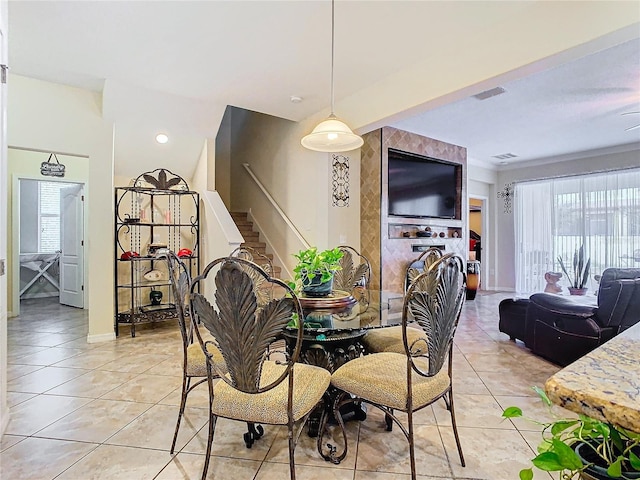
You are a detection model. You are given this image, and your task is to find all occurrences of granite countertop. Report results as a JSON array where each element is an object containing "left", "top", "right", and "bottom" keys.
[{"left": 545, "top": 322, "right": 640, "bottom": 433}]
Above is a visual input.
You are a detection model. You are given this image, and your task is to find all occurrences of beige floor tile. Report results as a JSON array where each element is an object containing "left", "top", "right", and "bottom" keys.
[
  {"left": 156, "top": 452, "right": 262, "bottom": 480},
  {"left": 46, "top": 369, "right": 139, "bottom": 398},
  {"left": 354, "top": 471, "right": 412, "bottom": 480},
  {"left": 441, "top": 426, "right": 552, "bottom": 480},
  {"left": 432, "top": 393, "right": 515, "bottom": 430},
  {"left": 452, "top": 369, "right": 492, "bottom": 396},
  {"left": 7, "top": 365, "right": 90, "bottom": 394},
  {"left": 0, "top": 434, "right": 26, "bottom": 452},
  {"left": 35, "top": 399, "right": 152, "bottom": 443},
  {"left": 13, "top": 346, "right": 84, "bottom": 366},
  {"left": 159, "top": 383, "right": 210, "bottom": 408},
  {"left": 356, "top": 423, "right": 452, "bottom": 477},
  {"left": 7, "top": 344, "right": 49, "bottom": 362},
  {"left": 106, "top": 404, "right": 207, "bottom": 451},
  {"left": 475, "top": 367, "right": 553, "bottom": 397},
  {"left": 5, "top": 394, "right": 93, "bottom": 436},
  {"left": 255, "top": 461, "right": 355, "bottom": 480},
  {"left": 14, "top": 332, "right": 85, "bottom": 348},
  {"left": 265, "top": 420, "right": 360, "bottom": 469},
  {"left": 493, "top": 395, "right": 577, "bottom": 432},
  {"left": 146, "top": 355, "right": 186, "bottom": 376},
  {"left": 100, "top": 373, "right": 181, "bottom": 403},
  {"left": 0, "top": 437, "right": 97, "bottom": 479},
  {"left": 96, "top": 352, "right": 173, "bottom": 373},
  {"left": 53, "top": 348, "right": 125, "bottom": 369},
  {"left": 55, "top": 444, "right": 172, "bottom": 480},
  {"left": 6, "top": 363, "right": 43, "bottom": 381},
  {"left": 182, "top": 417, "right": 278, "bottom": 461},
  {"left": 6, "top": 391, "right": 37, "bottom": 407}
]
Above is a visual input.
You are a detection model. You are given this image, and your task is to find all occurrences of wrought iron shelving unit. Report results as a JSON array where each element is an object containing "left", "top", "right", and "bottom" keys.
[{"left": 114, "top": 169, "right": 200, "bottom": 337}]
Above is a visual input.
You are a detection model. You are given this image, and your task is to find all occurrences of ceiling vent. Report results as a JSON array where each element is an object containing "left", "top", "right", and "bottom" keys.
[
  {"left": 473, "top": 87, "right": 506, "bottom": 100},
  {"left": 493, "top": 153, "right": 518, "bottom": 160}
]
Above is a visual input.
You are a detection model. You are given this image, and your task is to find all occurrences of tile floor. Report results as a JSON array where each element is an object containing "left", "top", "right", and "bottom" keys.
[{"left": 1, "top": 293, "right": 568, "bottom": 480}]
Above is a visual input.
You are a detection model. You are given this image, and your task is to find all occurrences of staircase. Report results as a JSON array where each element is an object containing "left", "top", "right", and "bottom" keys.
[{"left": 230, "top": 212, "right": 281, "bottom": 278}]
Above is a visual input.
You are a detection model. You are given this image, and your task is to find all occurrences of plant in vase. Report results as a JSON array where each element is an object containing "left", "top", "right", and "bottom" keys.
[
  {"left": 558, "top": 245, "right": 591, "bottom": 295},
  {"left": 502, "top": 387, "right": 640, "bottom": 480},
  {"left": 289, "top": 247, "right": 343, "bottom": 297}
]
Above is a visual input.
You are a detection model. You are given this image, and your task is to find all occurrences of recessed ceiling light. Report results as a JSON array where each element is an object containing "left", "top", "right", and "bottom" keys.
[
  {"left": 290, "top": 95, "right": 303, "bottom": 103},
  {"left": 156, "top": 133, "right": 169, "bottom": 144}
]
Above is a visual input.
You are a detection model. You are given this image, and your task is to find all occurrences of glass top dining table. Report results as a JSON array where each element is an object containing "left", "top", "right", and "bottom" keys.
[{"left": 287, "top": 289, "right": 404, "bottom": 340}]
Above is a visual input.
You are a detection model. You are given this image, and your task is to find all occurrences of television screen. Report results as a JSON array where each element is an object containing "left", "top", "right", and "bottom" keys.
[{"left": 387, "top": 148, "right": 459, "bottom": 219}]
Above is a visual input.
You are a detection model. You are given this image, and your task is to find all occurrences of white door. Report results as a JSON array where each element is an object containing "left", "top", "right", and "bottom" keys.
[{"left": 59, "top": 184, "right": 84, "bottom": 308}]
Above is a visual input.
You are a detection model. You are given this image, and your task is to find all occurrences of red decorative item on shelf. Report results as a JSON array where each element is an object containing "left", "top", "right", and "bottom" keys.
[
  {"left": 177, "top": 248, "right": 193, "bottom": 258},
  {"left": 120, "top": 251, "right": 140, "bottom": 260}
]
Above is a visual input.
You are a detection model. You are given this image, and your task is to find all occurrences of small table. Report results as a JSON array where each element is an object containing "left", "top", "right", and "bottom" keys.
[{"left": 283, "top": 290, "right": 403, "bottom": 463}]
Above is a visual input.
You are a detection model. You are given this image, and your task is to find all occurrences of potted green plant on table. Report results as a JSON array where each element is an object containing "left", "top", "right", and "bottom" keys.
[
  {"left": 502, "top": 387, "right": 640, "bottom": 480},
  {"left": 558, "top": 244, "right": 591, "bottom": 295},
  {"left": 289, "top": 247, "right": 343, "bottom": 297}
]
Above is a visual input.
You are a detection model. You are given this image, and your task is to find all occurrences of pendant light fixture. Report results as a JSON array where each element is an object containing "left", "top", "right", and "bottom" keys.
[{"left": 301, "top": 0, "right": 363, "bottom": 152}]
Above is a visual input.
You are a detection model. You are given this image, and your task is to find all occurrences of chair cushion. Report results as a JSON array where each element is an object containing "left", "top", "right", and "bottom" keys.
[
  {"left": 212, "top": 361, "right": 330, "bottom": 424},
  {"left": 362, "top": 325, "right": 427, "bottom": 354},
  {"left": 331, "top": 352, "right": 450, "bottom": 411},
  {"left": 186, "top": 342, "right": 227, "bottom": 377}
]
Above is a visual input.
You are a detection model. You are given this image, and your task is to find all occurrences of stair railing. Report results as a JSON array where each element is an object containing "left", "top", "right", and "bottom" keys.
[{"left": 242, "top": 163, "right": 310, "bottom": 250}]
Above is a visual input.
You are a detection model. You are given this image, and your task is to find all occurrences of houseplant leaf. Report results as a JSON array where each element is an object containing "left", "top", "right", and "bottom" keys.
[{"left": 519, "top": 468, "right": 534, "bottom": 480}]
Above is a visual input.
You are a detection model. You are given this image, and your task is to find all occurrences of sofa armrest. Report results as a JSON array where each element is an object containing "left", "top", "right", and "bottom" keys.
[
  {"left": 529, "top": 293, "right": 597, "bottom": 318},
  {"left": 526, "top": 293, "right": 600, "bottom": 339}
]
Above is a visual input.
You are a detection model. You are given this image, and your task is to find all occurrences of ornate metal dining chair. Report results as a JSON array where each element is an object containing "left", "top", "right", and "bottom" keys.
[
  {"left": 362, "top": 247, "right": 444, "bottom": 355},
  {"left": 190, "top": 256, "right": 331, "bottom": 480},
  {"left": 333, "top": 246, "right": 371, "bottom": 307},
  {"left": 231, "top": 246, "right": 276, "bottom": 306},
  {"left": 330, "top": 254, "right": 467, "bottom": 479},
  {"left": 163, "top": 250, "right": 226, "bottom": 455}
]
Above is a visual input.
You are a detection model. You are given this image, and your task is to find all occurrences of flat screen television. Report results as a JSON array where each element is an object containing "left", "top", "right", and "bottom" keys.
[{"left": 387, "top": 148, "right": 461, "bottom": 219}]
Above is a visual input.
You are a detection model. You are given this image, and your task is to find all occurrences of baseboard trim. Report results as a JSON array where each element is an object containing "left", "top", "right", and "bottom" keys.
[{"left": 87, "top": 332, "right": 116, "bottom": 344}]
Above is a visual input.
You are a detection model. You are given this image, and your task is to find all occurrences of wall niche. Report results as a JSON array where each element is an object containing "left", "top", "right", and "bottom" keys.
[{"left": 360, "top": 127, "right": 468, "bottom": 294}]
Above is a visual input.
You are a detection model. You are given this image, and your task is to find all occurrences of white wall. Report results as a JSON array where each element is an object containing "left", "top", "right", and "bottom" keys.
[
  {"left": 468, "top": 163, "right": 498, "bottom": 288},
  {"left": 8, "top": 75, "right": 115, "bottom": 342},
  {"left": 227, "top": 107, "right": 361, "bottom": 278},
  {"left": 494, "top": 146, "right": 640, "bottom": 290}
]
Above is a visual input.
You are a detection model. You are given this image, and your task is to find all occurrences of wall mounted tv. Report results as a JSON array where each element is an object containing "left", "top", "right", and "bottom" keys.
[{"left": 387, "top": 148, "right": 461, "bottom": 219}]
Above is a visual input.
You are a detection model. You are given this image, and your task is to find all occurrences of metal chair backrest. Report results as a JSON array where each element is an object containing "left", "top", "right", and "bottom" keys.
[
  {"left": 402, "top": 254, "right": 466, "bottom": 377},
  {"left": 405, "top": 247, "right": 444, "bottom": 292},
  {"left": 334, "top": 246, "right": 371, "bottom": 290},
  {"left": 230, "top": 246, "right": 276, "bottom": 306},
  {"left": 163, "top": 250, "right": 193, "bottom": 349},
  {"left": 190, "top": 256, "right": 304, "bottom": 394}
]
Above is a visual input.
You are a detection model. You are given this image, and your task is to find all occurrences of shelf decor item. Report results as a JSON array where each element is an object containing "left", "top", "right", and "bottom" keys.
[{"left": 114, "top": 168, "right": 200, "bottom": 337}]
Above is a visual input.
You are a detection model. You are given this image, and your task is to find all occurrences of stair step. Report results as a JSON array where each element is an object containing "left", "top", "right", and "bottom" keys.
[
  {"left": 241, "top": 241, "right": 266, "bottom": 250},
  {"left": 230, "top": 211, "right": 281, "bottom": 278}
]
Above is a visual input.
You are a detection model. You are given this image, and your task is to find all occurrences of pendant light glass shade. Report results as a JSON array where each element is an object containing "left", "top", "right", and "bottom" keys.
[
  {"left": 301, "top": 0, "right": 363, "bottom": 153},
  {"left": 301, "top": 114, "right": 364, "bottom": 152}
]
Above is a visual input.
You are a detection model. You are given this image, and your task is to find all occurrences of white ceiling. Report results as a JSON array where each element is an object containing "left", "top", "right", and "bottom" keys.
[{"left": 7, "top": 1, "right": 640, "bottom": 177}]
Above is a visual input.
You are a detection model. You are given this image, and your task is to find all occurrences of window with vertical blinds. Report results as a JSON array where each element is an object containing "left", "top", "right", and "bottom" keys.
[
  {"left": 39, "top": 182, "right": 65, "bottom": 253},
  {"left": 515, "top": 168, "right": 640, "bottom": 295}
]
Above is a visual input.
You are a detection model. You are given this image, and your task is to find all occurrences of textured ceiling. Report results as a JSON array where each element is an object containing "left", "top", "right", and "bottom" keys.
[{"left": 7, "top": 1, "right": 640, "bottom": 176}]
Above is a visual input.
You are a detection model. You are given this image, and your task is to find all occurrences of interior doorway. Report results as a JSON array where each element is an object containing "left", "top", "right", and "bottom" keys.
[
  {"left": 469, "top": 196, "right": 489, "bottom": 290},
  {"left": 16, "top": 178, "right": 85, "bottom": 310}
]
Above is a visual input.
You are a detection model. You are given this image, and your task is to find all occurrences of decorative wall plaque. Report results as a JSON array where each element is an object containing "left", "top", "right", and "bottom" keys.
[
  {"left": 40, "top": 153, "right": 65, "bottom": 177},
  {"left": 497, "top": 183, "right": 514, "bottom": 214},
  {"left": 332, "top": 154, "right": 349, "bottom": 207}
]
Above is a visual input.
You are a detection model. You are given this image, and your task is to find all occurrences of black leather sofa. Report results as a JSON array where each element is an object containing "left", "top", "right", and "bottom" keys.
[{"left": 499, "top": 268, "right": 640, "bottom": 366}]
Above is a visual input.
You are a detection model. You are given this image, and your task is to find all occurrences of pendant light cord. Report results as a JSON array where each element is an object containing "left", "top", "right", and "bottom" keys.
[{"left": 330, "top": 0, "right": 335, "bottom": 116}]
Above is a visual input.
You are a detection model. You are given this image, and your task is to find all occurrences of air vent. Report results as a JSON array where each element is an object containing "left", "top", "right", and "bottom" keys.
[
  {"left": 493, "top": 153, "right": 518, "bottom": 160},
  {"left": 473, "top": 87, "right": 506, "bottom": 100}
]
